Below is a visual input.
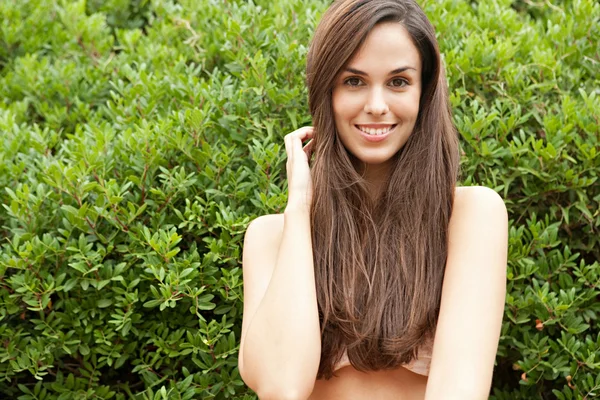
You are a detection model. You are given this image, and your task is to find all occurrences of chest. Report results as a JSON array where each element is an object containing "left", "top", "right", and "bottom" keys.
[{"left": 308, "top": 364, "right": 428, "bottom": 400}]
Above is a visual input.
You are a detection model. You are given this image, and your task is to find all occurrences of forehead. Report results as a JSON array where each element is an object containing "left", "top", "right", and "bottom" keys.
[{"left": 347, "top": 22, "right": 421, "bottom": 72}]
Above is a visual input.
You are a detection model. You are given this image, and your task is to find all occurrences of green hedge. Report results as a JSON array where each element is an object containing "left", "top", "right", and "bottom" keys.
[{"left": 0, "top": 0, "right": 598, "bottom": 398}]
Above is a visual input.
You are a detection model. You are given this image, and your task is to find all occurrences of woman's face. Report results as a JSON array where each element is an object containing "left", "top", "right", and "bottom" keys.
[{"left": 332, "top": 22, "right": 422, "bottom": 169}]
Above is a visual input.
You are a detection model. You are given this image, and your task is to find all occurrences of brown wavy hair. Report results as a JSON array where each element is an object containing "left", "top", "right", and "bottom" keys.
[{"left": 305, "top": 0, "right": 460, "bottom": 380}]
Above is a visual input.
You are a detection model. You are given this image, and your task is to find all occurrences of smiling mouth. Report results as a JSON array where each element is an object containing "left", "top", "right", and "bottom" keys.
[{"left": 355, "top": 124, "right": 397, "bottom": 136}]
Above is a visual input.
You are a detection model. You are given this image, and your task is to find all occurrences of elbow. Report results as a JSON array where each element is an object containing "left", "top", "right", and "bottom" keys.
[
  {"left": 239, "top": 350, "right": 316, "bottom": 400},
  {"left": 240, "top": 370, "right": 313, "bottom": 400},
  {"left": 240, "top": 367, "right": 314, "bottom": 400}
]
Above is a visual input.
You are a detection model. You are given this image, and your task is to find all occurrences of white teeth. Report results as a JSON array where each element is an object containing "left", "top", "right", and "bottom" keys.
[{"left": 357, "top": 125, "right": 394, "bottom": 135}]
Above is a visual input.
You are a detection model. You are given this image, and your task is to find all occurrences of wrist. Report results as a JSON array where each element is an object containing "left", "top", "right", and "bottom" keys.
[{"left": 284, "top": 202, "right": 311, "bottom": 217}]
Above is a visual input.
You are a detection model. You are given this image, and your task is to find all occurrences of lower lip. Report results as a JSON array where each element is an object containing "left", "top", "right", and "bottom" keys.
[{"left": 355, "top": 125, "right": 397, "bottom": 142}]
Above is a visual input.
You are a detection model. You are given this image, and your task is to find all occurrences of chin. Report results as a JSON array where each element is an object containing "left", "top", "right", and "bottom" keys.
[
  {"left": 359, "top": 156, "right": 393, "bottom": 165},
  {"left": 348, "top": 149, "right": 398, "bottom": 167}
]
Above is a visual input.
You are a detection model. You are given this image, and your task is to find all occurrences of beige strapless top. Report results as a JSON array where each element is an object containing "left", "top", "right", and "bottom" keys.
[{"left": 333, "top": 338, "right": 433, "bottom": 376}]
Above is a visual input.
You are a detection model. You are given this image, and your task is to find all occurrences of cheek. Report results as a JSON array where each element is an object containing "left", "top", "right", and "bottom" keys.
[
  {"left": 331, "top": 91, "right": 342, "bottom": 121},
  {"left": 394, "top": 93, "right": 421, "bottom": 119},
  {"left": 333, "top": 91, "right": 363, "bottom": 118}
]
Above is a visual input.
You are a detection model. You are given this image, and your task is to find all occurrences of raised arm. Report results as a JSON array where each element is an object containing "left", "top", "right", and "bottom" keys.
[{"left": 239, "top": 127, "right": 321, "bottom": 400}]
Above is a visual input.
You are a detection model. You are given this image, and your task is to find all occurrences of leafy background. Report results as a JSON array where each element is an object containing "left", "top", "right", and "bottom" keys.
[{"left": 0, "top": 0, "right": 598, "bottom": 398}]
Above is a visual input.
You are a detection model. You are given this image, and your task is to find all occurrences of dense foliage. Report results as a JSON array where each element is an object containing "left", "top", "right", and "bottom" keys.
[{"left": 0, "top": 0, "right": 598, "bottom": 398}]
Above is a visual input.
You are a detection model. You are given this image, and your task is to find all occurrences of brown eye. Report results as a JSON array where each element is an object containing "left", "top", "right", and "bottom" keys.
[
  {"left": 344, "top": 77, "right": 362, "bottom": 87},
  {"left": 390, "top": 78, "right": 408, "bottom": 87}
]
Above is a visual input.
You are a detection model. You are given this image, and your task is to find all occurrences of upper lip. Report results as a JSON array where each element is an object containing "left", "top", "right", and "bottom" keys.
[{"left": 355, "top": 123, "right": 397, "bottom": 128}]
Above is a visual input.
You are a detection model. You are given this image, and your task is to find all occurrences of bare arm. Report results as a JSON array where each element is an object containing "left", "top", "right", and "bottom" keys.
[
  {"left": 239, "top": 208, "right": 321, "bottom": 400},
  {"left": 424, "top": 186, "right": 508, "bottom": 399},
  {"left": 239, "top": 126, "right": 320, "bottom": 400}
]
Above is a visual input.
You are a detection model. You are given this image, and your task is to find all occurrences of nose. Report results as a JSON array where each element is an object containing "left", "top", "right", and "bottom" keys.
[{"left": 364, "top": 87, "right": 389, "bottom": 115}]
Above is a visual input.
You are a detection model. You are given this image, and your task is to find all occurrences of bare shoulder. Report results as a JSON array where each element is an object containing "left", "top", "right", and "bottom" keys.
[
  {"left": 452, "top": 186, "right": 508, "bottom": 224},
  {"left": 448, "top": 186, "right": 508, "bottom": 256},
  {"left": 239, "top": 213, "right": 285, "bottom": 376},
  {"left": 243, "top": 213, "right": 285, "bottom": 276},
  {"left": 244, "top": 213, "right": 285, "bottom": 250},
  {"left": 427, "top": 187, "right": 508, "bottom": 397}
]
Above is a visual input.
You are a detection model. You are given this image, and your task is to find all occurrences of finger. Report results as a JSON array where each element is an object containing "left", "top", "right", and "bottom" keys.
[
  {"left": 293, "top": 133, "right": 312, "bottom": 155},
  {"left": 302, "top": 130, "right": 314, "bottom": 146},
  {"left": 286, "top": 126, "right": 313, "bottom": 162},
  {"left": 292, "top": 134, "right": 305, "bottom": 161},
  {"left": 292, "top": 126, "right": 314, "bottom": 143},
  {"left": 291, "top": 134, "right": 297, "bottom": 160},
  {"left": 284, "top": 134, "right": 291, "bottom": 160},
  {"left": 296, "top": 126, "right": 314, "bottom": 133},
  {"left": 300, "top": 127, "right": 314, "bottom": 142},
  {"left": 303, "top": 139, "right": 315, "bottom": 158}
]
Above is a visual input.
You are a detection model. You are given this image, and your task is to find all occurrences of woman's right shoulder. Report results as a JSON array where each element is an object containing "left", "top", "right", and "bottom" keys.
[
  {"left": 244, "top": 213, "right": 285, "bottom": 252},
  {"left": 247, "top": 213, "right": 285, "bottom": 229},
  {"left": 241, "top": 214, "right": 285, "bottom": 301}
]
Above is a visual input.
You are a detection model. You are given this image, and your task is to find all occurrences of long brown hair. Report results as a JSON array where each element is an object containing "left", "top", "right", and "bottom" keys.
[{"left": 306, "top": 0, "right": 460, "bottom": 379}]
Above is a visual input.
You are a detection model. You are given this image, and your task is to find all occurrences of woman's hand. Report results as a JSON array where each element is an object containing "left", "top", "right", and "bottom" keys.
[{"left": 284, "top": 126, "right": 315, "bottom": 211}]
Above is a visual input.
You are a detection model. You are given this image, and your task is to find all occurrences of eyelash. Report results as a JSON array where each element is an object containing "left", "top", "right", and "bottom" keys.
[{"left": 343, "top": 77, "right": 409, "bottom": 88}]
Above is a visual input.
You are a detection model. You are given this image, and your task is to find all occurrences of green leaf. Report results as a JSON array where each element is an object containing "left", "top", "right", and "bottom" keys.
[{"left": 97, "top": 299, "right": 112, "bottom": 308}]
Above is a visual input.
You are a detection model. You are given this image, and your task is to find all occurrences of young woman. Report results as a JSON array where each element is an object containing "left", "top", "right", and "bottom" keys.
[{"left": 238, "top": 0, "right": 508, "bottom": 399}]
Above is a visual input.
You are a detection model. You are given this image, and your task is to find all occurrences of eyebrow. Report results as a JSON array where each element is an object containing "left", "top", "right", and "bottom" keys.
[{"left": 344, "top": 66, "right": 416, "bottom": 75}]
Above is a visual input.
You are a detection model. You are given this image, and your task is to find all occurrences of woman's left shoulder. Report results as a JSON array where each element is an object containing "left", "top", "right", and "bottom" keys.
[{"left": 451, "top": 186, "right": 508, "bottom": 230}]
